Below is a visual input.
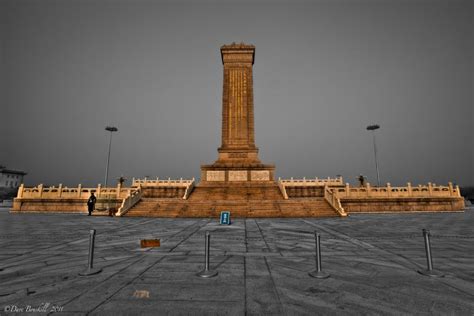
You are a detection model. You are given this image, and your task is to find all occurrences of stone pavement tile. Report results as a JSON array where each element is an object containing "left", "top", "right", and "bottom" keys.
[
  {"left": 0, "top": 210, "right": 473, "bottom": 314},
  {"left": 1, "top": 284, "right": 92, "bottom": 312},
  {"left": 91, "top": 299, "right": 244, "bottom": 316},
  {"left": 333, "top": 275, "right": 474, "bottom": 314},
  {"left": 147, "top": 262, "right": 210, "bottom": 273},
  {"left": 246, "top": 275, "right": 284, "bottom": 315},
  {"left": 111, "top": 282, "right": 244, "bottom": 301},
  {"left": 62, "top": 255, "right": 159, "bottom": 312},
  {"left": 245, "top": 257, "right": 271, "bottom": 277},
  {"left": 265, "top": 254, "right": 474, "bottom": 314},
  {"left": 0, "top": 256, "right": 139, "bottom": 306},
  {"left": 159, "top": 254, "right": 243, "bottom": 264},
  {"left": 0, "top": 255, "right": 140, "bottom": 296},
  {"left": 135, "top": 270, "right": 244, "bottom": 286}
]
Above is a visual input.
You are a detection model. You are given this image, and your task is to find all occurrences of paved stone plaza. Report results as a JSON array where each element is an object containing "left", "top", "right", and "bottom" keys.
[{"left": 0, "top": 207, "right": 473, "bottom": 315}]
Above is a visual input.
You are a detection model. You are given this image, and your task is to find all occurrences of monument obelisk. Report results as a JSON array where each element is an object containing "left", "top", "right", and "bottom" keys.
[{"left": 201, "top": 43, "right": 275, "bottom": 183}]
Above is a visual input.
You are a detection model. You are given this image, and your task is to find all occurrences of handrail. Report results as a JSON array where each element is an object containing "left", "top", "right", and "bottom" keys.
[
  {"left": 324, "top": 185, "right": 347, "bottom": 217},
  {"left": 279, "top": 176, "right": 344, "bottom": 187},
  {"left": 182, "top": 179, "right": 195, "bottom": 200},
  {"left": 116, "top": 187, "right": 142, "bottom": 217},
  {"left": 277, "top": 179, "right": 289, "bottom": 200},
  {"left": 334, "top": 182, "right": 462, "bottom": 199},
  {"left": 16, "top": 183, "right": 131, "bottom": 199}
]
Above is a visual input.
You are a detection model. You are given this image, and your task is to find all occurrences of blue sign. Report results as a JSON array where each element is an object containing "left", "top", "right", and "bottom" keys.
[{"left": 220, "top": 211, "right": 231, "bottom": 225}]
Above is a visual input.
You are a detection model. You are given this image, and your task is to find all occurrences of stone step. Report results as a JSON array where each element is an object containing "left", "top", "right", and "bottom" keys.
[
  {"left": 187, "top": 185, "right": 285, "bottom": 201},
  {"left": 125, "top": 197, "right": 339, "bottom": 218}
]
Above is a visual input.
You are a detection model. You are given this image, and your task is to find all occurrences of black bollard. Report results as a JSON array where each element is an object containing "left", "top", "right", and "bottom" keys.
[
  {"left": 79, "top": 229, "right": 102, "bottom": 276},
  {"left": 309, "top": 231, "right": 330, "bottom": 279},
  {"left": 197, "top": 231, "right": 218, "bottom": 278},
  {"left": 417, "top": 229, "right": 444, "bottom": 277}
]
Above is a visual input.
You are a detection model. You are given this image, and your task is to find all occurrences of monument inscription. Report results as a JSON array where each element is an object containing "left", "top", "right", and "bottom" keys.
[
  {"left": 251, "top": 170, "right": 270, "bottom": 181},
  {"left": 207, "top": 171, "right": 225, "bottom": 182},
  {"left": 229, "top": 170, "right": 248, "bottom": 181}
]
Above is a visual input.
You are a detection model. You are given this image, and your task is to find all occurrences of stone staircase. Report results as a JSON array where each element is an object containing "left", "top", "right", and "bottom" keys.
[
  {"left": 123, "top": 181, "right": 340, "bottom": 218},
  {"left": 124, "top": 197, "right": 339, "bottom": 218},
  {"left": 187, "top": 183, "right": 285, "bottom": 201}
]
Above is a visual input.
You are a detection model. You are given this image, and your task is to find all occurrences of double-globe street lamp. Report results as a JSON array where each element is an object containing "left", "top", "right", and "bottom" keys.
[
  {"left": 104, "top": 126, "right": 118, "bottom": 187},
  {"left": 366, "top": 124, "right": 381, "bottom": 187}
]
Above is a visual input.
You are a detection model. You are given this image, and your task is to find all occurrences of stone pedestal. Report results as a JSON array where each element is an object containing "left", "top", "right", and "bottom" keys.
[{"left": 200, "top": 164, "right": 275, "bottom": 184}]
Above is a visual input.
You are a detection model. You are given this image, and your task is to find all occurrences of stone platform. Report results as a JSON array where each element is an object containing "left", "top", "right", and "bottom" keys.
[
  {"left": 126, "top": 183, "right": 339, "bottom": 217},
  {"left": 0, "top": 207, "right": 473, "bottom": 314}
]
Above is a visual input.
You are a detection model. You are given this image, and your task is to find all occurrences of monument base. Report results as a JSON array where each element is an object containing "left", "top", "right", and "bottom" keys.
[{"left": 200, "top": 164, "right": 275, "bottom": 183}]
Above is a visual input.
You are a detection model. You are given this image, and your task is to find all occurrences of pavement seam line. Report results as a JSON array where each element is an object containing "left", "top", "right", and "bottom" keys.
[
  {"left": 254, "top": 219, "right": 271, "bottom": 252},
  {"left": 85, "top": 255, "right": 168, "bottom": 315},
  {"left": 51, "top": 254, "right": 145, "bottom": 315},
  {"left": 264, "top": 256, "right": 285, "bottom": 314},
  {"left": 166, "top": 218, "right": 211, "bottom": 252}
]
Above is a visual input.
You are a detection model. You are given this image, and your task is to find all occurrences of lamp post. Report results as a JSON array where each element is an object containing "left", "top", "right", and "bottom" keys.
[
  {"left": 104, "top": 126, "right": 118, "bottom": 187},
  {"left": 366, "top": 124, "right": 380, "bottom": 187}
]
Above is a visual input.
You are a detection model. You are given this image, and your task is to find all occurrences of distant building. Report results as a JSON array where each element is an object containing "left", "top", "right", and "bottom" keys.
[{"left": 0, "top": 165, "right": 27, "bottom": 200}]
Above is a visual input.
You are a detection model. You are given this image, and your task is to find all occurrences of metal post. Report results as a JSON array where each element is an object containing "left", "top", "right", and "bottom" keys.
[
  {"left": 79, "top": 229, "right": 102, "bottom": 276},
  {"left": 372, "top": 131, "right": 380, "bottom": 187},
  {"left": 104, "top": 126, "right": 118, "bottom": 188},
  {"left": 309, "top": 231, "right": 330, "bottom": 279},
  {"left": 366, "top": 124, "right": 381, "bottom": 187},
  {"left": 88, "top": 229, "right": 96, "bottom": 269},
  {"left": 105, "top": 131, "right": 113, "bottom": 187},
  {"left": 197, "top": 231, "right": 218, "bottom": 278},
  {"left": 417, "top": 229, "right": 444, "bottom": 277},
  {"left": 423, "top": 229, "right": 433, "bottom": 271}
]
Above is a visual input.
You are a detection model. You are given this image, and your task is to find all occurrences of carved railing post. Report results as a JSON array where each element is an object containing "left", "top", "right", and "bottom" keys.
[
  {"left": 38, "top": 184, "right": 44, "bottom": 198},
  {"left": 428, "top": 182, "right": 433, "bottom": 196},
  {"left": 17, "top": 183, "right": 24, "bottom": 198},
  {"left": 366, "top": 182, "right": 370, "bottom": 197},
  {"left": 387, "top": 183, "right": 391, "bottom": 197},
  {"left": 78, "top": 184, "right": 82, "bottom": 197},
  {"left": 407, "top": 182, "right": 412, "bottom": 197},
  {"left": 345, "top": 183, "right": 350, "bottom": 198},
  {"left": 448, "top": 182, "right": 453, "bottom": 196},
  {"left": 58, "top": 184, "right": 63, "bottom": 198},
  {"left": 117, "top": 183, "right": 121, "bottom": 198},
  {"left": 97, "top": 184, "right": 102, "bottom": 197}
]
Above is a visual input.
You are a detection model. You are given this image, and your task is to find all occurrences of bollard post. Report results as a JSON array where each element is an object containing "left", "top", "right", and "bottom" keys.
[
  {"left": 309, "top": 231, "right": 330, "bottom": 279},
  {"left": 417, "top": 229, "right": 444, "bottom": 277},
  {"left": 79, "top": 229, "right": 102, "bottom": 276},
  {"left": 197, "top": 231, "right": 218, "bottom": 278}
]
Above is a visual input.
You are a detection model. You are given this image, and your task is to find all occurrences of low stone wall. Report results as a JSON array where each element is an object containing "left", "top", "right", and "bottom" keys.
[
  {"left": 141, "top": 187, "right": 187, "bottom": 198},
  {"left": 11, "top": 183, "right": 132, "bottom": 215},
  {"left": 11, "top": 198, "right": 123, "bottom": 215},
  {"left": 341, "top": 197, "right": 465, "bottom": 213}
]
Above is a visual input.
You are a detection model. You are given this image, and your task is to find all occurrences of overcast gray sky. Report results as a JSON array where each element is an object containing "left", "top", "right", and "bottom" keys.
[{"left": 1, "top": 0, "right": 472, "bottom": 187}]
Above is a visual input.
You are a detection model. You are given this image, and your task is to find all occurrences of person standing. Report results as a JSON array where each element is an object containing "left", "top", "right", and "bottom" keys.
[{"left": 87, "top": 192, "right": 96, "bottom": 216}]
